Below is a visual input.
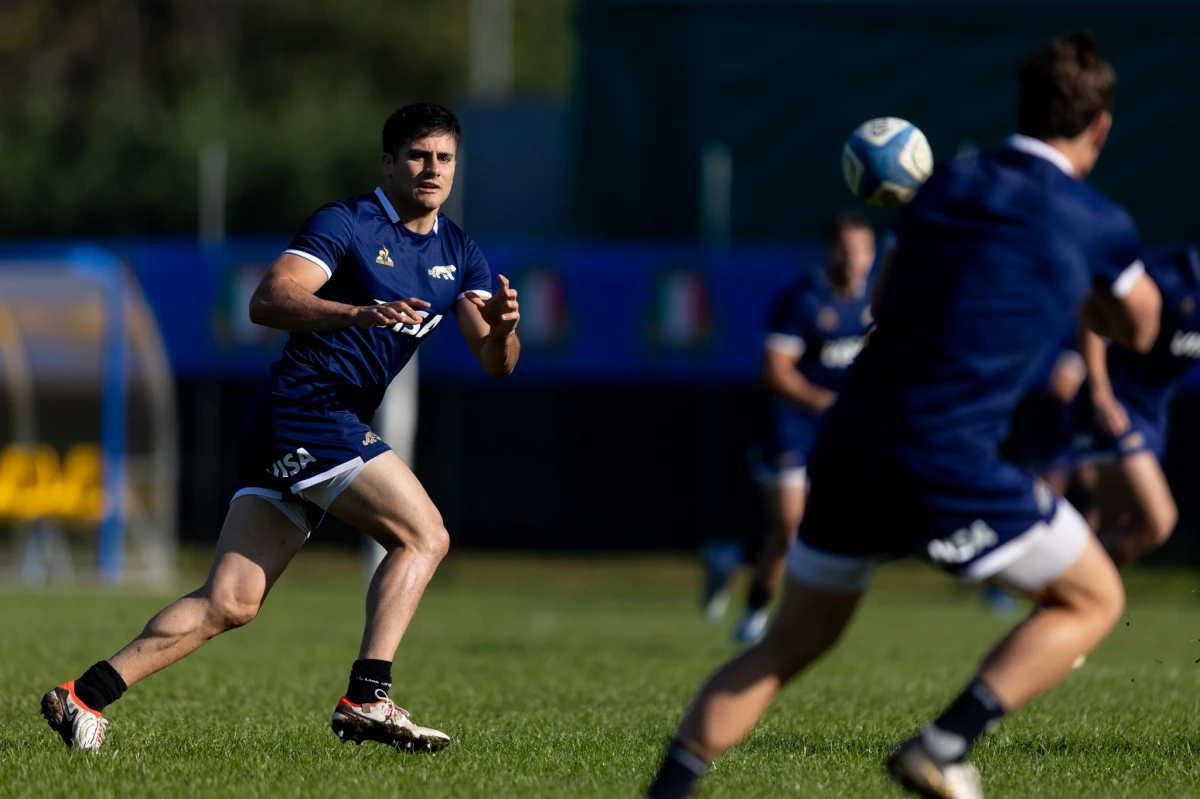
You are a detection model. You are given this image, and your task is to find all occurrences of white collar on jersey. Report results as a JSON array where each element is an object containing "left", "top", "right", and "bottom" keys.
[
  {"left": 1005, "top": 134, "right": 1076, "bottom": 177},
  {"left": 374, "top": 186, "right": 438, "bottom": 234}
]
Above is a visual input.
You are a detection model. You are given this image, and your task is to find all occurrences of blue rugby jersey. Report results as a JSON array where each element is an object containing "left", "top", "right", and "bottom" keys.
[
  {"left": 269, "top": 188, "right": 492, "bottom": 420},
  {"left": 764, "top": 271, "right": 872, "bottom": 423},
  {"left": 1106, "top": 246, "right": 1200, "bottom": 421},
  {"left": 826, "top": 136, "right": 1144, "bottom": 464}
]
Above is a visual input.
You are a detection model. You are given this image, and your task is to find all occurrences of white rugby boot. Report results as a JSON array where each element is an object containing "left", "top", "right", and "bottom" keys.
[
  {"left": 733, "top": 608, "right": 771, "bottom": 645},
  {"left": 331, "top": 689, "right": 450, "bottom": 752},
  {"left": 41, "top": 681, "right": 109, "bottom": 751},
  {"left": 888, "top": 740, "right": 983, "bottom": 799}
]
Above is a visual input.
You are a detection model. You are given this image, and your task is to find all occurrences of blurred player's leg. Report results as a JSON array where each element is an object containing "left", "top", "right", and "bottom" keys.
[
  {"left": 889, "top": 507, "right": 1122, "bottom": 798},
  {"left": 42, "top": 496, "right": 307, "bottom": 749},
  {"left": 1095, "top": 453, "right": 1177, "bottom": 568},
  {"left": 325, "top": 450, "right": 451, "bottom": 751},
  {"left": 648, "top": 501, "right": 1122, "bottom": 799},
  {"left": 733, "top": 475, "right": 805, "bottom": 643},
  {"left": 700, "top": 539, "right": 742, "bottom": 623}
]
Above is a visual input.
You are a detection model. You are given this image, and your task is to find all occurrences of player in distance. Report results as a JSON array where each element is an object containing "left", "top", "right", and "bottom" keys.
[
  {"left": 1069, "top": 246, "right": 1200, "bottom": 567},
  {"left": 646, "top": 31, "right": 1160, "bottom": 799},
  {"left": 41, "top": 103, "right": 521, "bottom": 753},
  {"left": 732, "top": 214, "right": 876, "bottom": 644}
]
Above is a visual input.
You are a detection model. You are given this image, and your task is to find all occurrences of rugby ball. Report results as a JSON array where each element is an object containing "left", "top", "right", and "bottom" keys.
[{"left": 842, "top": 117, "right": 933, "bottom": 207}]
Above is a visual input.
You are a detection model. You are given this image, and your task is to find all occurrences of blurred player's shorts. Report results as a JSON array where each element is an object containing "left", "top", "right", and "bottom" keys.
[
  {"left": 753, "top": 411, "right": 818, "bottom": 488},
  {"left": 1069, "top": 394, "right": 1166, "bottom": 462},
  {"left": 788, "top": 426, "right": 1089, "bottom": 593}
]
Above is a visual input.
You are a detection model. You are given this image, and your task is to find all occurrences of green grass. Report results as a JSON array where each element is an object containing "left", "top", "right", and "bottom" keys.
[{"left": 2, "top": 552, "right": 1200, "bottom": 797}]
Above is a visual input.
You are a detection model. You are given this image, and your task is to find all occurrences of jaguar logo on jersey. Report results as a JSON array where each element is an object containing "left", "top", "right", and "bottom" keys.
[
  {"left": 376, "top": 248, "right": 394, "bottom": 267},
  {"left": 817, "top": 306, "right": 839, "bottom": 332},
  {"left": 1169, "top": 330, "right": 1200, "bottom": 358},
  {"left": 927, "top": 520, "right": 998, "bottom": 565},
  {"left": 268, "top": 447, "right": 316, "bottom": 478},
  {"left": 820, "top": 336, "right": 865, "bottom": 369},
  {"left": 363, "top": 431, "right": 382, "bottom": 446},
  {"left": 428, "top": 265, "right": 456, "bottom": 280},
  {"left": 1181, "top": 295, "right": 1195, "bottom": 317}
]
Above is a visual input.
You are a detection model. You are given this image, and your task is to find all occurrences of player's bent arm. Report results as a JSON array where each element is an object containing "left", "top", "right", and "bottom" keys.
[
  {"left": 455, "top": 297, "right": 520, "bottom": 378},
  {"left": 1047, "top": 349, "right": 1086, "bottom": 405},
  {"left": 761, "top": 348, "right": 835, "bottom": 414},
  {"left": 249, "top": 254, "right": 425, "bottom": 332},
  {"left": 1079, "top": 328, "right": 1114, "bottom": 400},
  {"left": 1082, "top": 272, "right": 1161, "bottom": 354}
]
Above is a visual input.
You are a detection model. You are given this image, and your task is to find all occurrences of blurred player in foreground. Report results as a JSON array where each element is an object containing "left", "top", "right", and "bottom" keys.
[
  {"left": 1070, "top": 246, "right": 1200, "bottom": 567},
  {"left": 732, "top": 214, "right": 875, "bottom": 644},
  {"left": 646, "top": 31, "right": 1160, "bottom": 799},
  {"left": 42, "top": 103, "right": 521, "bottom": 752}
]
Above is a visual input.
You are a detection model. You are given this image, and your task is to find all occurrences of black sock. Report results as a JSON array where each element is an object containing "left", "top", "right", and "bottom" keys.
[
  {"left": 920, "top": 678, "right": 1007, "bottom": 764},
  {"left": 346, "top": 659, "right": 392, "bottom": 704},
  {"left": 646, "top": 741, "right": 708, "bottom": 799},
  {"left": 73, "top": 661, "right": 127, "bottom": 713},
  {"left": 746, "top": 581, "right": 771, "bottom": 612}
]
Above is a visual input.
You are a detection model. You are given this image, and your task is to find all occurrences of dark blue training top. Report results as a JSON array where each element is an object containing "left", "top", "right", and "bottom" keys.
[
  {"left": 268, "top": 188, "right": 492, "bottom": 421},
  {"left": 1107, "top": 246, "right": 1200, "bottom": 421},
  {"left": 826, "top": 136, "right": 1143, "bottom": 464},
  {"left": 764, "top": 270, "right": 872, "bottom": 420}
]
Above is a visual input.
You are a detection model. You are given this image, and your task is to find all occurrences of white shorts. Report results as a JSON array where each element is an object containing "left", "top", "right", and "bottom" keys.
[
  {"left": 786, "top": 500, "right": 1092, "bottom": 594},
  {"left": 230, "top": 457, "right": 371, "bottom": 536},
  {"left": 755, "top": 465, "right": 808, "bottom": 489}
]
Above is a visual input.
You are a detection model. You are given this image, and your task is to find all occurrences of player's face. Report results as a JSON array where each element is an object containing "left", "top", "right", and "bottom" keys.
[
  {"left": 828, "top": 227, "right": 876, "bottom": 288},
  {"left": 384, "top": 133, "right": 458, "bottom": 213}
]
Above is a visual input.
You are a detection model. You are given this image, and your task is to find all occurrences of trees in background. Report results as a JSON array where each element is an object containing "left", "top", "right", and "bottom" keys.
[{"left": 0, "top": 0, "right": 573, "bottom": 236}]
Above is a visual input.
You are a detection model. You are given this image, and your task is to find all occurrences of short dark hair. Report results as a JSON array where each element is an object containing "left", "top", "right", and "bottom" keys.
[
  {"left": 1017, "top": 30, "right": 1116, "bottom": 140},
  {"left": 381, "top": 103, "right": 462, "bottom": 157},
  {"left": 825, "top": 212, "right": 872, "bottom": 249}
]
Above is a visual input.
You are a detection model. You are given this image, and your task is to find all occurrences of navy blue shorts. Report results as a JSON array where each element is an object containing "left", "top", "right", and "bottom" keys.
[
  {"left": 797, "top": 426, "right": 1057, "bottom": 577},
  {"left": 1069, "top": 394, "right": 1165, "bottom": 462},
  {"left": 755, "top": 408, "right": 819, "bottom": 484},
  {"left": 234, "top": 386, "right": 392, "bottom": 516}
]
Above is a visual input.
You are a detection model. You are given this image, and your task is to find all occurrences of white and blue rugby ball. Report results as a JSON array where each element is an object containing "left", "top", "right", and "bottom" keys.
[{"left": 841, "top": 117, "right": 933, "bottom": 207}]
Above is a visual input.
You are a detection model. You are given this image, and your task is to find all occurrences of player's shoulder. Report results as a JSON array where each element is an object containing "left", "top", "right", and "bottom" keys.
[
  {"left": 321, "top": 191, "right": 380, "bottom": 217},
  {"left": 1146, "top": 246, "right": 1199, "bottom": 289},
  {"left": 434, "top": 213, "right": 483, "bottom": 254},
  {"left": 777, "top": 271, "right": 826, "bottom": 307}
]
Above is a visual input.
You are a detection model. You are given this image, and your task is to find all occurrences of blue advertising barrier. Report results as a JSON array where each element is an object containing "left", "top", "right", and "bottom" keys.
[
  {"left": 99, "top": 238, "right": 827, "bottom": 383},
  {"left": 7, "top": 238, "right": 1200, "bottom": 389}
]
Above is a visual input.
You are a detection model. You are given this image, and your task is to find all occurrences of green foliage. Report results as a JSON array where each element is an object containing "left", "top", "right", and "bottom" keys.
[
  {"left": 0, "top": 0, "right": 574, "bottom": 237},
  {"left": 2, "top": 554, "right": 1199, "bottom": 797}
]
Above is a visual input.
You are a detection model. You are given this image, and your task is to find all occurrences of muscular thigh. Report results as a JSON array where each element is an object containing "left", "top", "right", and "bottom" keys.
[
  {"left": 207, "top": 495, "right": 309, "bottom": 604},
  {"left": 1118, "top": 452, "right": 1175, "bottom": 526},
  {"left": 326, "top": 451, "right": 443, "bottom": 549}
]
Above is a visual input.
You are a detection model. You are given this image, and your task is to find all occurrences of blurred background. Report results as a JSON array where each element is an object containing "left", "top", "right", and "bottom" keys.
[{"left": 3, "top": 0, "right": 1200, "bottom": 583}]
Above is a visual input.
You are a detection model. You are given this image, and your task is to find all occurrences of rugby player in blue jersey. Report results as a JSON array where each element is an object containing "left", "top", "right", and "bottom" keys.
[
  {"left": 41, "top": 104, "right": 520, "bottom": 752},
  {"left": 646, "top": 32, "right": 1161, "bottom": 799},
  {"left": 1071, "top": 246, "right": 1200, "bottom": 568},
  {"left": 733, "top": 214, "right": 875, "bottom": 644}
]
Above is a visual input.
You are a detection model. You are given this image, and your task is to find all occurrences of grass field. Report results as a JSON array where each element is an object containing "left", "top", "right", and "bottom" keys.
[{"left": 2, "top": 552, "right": 1200, "bottom": 798}]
